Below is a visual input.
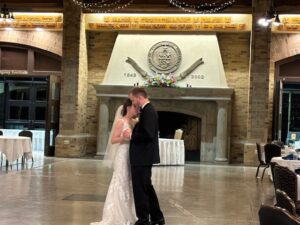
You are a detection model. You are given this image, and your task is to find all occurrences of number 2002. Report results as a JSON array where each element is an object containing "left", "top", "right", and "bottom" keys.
[{"left": 191, "top": 75, "right": 205, "bottom": 79}]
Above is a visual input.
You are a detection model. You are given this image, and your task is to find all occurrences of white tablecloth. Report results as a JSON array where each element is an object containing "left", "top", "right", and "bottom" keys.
[
  {"left": 271, "top": 157, "right": 300, "bottom": 200},
  {"left": 0, "top": 136, "right": 32, "bottom": 163},
  {"left": 158, "top": 138, "right": 185, "bottom": 165},
  {"left": 0, "top": 129, "right": 46, "bottom": 151}
]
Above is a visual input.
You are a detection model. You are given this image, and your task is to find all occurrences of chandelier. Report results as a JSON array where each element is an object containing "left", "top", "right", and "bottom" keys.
[
  {"left": 169, "top": 0, "right": 236, "bottom": 14},
  {"left": 71, "top": 0, "right": 135, "bottom": 13},
  {"left": 0, "top": 4, "right": 14, "bottom": 22}
]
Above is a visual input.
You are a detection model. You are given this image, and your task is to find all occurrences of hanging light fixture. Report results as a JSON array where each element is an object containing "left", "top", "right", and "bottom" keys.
[
  {"left": 71, "top": 0, "right": 135, "bottom": 13},
  {"left": 0, "top": 4, "right": 14, "bottom": 22},
  {"left": 258, "top": 0, "right": 281, "bottom": 27},
  {"left": 169, "top": 0, "right": 236, "bottom": 14}
]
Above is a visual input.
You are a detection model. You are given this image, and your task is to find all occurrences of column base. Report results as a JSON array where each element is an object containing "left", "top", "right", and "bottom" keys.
[
  {"left": 244, "top": 142, "right": 258, "bottom": 166},
  {"left": 215, "top": 157, "right": 229, "bottom": 164},
  {"left": 94, "top": 154, "right": 104, "bottom": 160},
  {"left": 55, "top": 134, "right": 88, "bottom": 157}
]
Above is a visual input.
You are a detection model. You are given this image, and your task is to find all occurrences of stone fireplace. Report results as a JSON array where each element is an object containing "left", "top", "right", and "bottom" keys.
[{"left": 94, "top": 85, "right": 233, "bottom": 163}]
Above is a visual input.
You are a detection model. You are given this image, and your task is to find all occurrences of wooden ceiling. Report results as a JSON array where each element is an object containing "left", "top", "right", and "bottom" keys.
[{"left": 2, "top": 0, "right": 300, "bottom": 14}]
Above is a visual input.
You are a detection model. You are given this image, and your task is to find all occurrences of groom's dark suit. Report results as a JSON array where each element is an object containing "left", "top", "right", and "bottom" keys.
[{"left": 130, "top": 102, "right": 164, "bottom": 225}]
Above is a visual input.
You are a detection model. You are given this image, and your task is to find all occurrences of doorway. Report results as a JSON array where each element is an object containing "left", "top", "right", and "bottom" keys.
[
  {"left": 274, "top": 54, "right": 300, "bottom": 144},
  {"left": 0, "top": 76, "right": 60, "bottom": 156}
]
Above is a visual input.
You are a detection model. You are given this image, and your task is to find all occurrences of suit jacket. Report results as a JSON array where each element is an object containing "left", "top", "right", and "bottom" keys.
[{"left": 129, "top": 102, "right": 160, "bottom": 166}]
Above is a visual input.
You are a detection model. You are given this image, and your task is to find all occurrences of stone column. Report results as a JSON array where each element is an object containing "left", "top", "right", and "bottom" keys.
[
  {"left": 96, "top": 98, "right": 110, "bottom": 157},
  {"left": 244, "top": 0, "right": 272, "bottom": 165},
  {"left": 55, "top": 0, "right": 89, "bottom": 157},
  {"left": 215, "top": 101, "right": 228, "bottom": 163}
]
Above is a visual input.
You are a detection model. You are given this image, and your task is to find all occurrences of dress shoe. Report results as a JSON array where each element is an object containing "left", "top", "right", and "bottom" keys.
[{"left": 151, "top": 218, "right": 165, "bottom": 225}]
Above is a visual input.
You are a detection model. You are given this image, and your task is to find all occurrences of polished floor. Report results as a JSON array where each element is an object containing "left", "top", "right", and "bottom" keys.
[{"left": 0, "top": 157, "right": 274, "bottom": 225}]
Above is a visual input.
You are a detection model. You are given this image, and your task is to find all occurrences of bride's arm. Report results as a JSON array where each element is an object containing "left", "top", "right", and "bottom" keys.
[{"left": 111, "top": 119, "right": 126, "bottom": 144}]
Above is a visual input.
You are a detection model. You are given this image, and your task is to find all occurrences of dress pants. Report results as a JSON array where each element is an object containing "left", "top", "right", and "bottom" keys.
[{"left": 131, "top": 165, "right": 164, "bottom": 225}]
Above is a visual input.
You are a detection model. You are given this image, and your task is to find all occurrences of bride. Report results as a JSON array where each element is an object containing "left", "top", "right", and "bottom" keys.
[{"left": 91, "top": 99, "right": 138, "bottom": 225}]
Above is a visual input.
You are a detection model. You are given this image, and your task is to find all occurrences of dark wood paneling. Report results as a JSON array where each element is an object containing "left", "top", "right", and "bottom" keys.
[{"left": 1, "top": 47, "right": 28, "bottom": 70}]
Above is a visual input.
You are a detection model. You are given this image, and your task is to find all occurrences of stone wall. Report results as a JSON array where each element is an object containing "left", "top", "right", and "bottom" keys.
[
  {"left": 60, "top": 30, "right": 300, "bottom": 161},
  {"left": 86, "top": 31, "right": 118, "bottom": 154},
  {"left": 55, "top": 0, "right": 89, "bottom": 157},
  {"left": 0, "top": 30, "right": 62, "bottom": 56},
  {"left": 218, "top": 33, "right": 251, "bottom": 163}
]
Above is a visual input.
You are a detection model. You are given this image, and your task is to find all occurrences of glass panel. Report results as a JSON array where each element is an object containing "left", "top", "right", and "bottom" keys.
[
  {"left": 281, "top": 93, "right": 289, "bottom": 143},
  {"left": 9, "top": 106, "right": 29, "bottom": 120},
  {"left": 8, "top": 83, "right": 30, "bottom": 100},
  {"left": 50, "top": 129, "right": 56, "bottom": 146},
  {"left": 51, "top": 83, "right": 60, "bottom": 100},
  {"left": 290, "top": 93, "right": 300, "bottom": 132},
  {"left": 36, "top": 86, "right": 47, "bottom": 101},
  {"left": 51, "top": 105, "right": 59, "bottom": 123},
  {"left": 5, "top": 124, "right": 27, "bottom": 129},
  {"left": 35, "top": 107, "right": 46, "bottom": 120}
]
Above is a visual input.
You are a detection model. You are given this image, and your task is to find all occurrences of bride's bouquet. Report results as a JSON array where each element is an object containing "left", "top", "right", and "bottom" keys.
[{"left": 145, "top": 73, "right": 177, "bottom": 87}]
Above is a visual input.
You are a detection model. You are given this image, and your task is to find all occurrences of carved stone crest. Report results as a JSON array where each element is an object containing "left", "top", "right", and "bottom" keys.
[{"left": 148, "top": 41, "right": 182, "bottom": 74}]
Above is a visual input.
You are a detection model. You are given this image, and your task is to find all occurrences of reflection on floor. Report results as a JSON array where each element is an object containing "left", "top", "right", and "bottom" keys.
[
  {"left": 0, "top": 151, "right": 48, "bottom": 173},
  {"left": 0, "top": 159, "right": 274, "bottom": 225}
]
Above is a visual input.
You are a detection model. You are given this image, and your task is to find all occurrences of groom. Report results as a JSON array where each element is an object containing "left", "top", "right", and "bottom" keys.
[{"left": 124, "top": 87, "right": 165, "bottom": 225}]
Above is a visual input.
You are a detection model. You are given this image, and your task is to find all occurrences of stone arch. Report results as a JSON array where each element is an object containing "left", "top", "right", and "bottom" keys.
[
  {"left": 268, "top": 34, "right": 300, "bottom": 138},
  {"left": 0, "top": 30, "right": 62, "bottom": 56}
]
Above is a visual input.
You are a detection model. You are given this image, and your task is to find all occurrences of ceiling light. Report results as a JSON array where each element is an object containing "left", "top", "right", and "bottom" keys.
[
  {"left": 0, "top": 4, "right": 14, "bottom": 22},
  {"left": 258, "top": 0, "right": 281, "bottom": 27}
]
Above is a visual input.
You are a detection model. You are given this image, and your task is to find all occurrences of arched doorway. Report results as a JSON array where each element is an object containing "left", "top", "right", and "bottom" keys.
[
  {"left": 274, "top": 54, "right": 300, "bottom": 145},
  {"left": 0, "top": 43, "right": 61, "bottom": 156}
]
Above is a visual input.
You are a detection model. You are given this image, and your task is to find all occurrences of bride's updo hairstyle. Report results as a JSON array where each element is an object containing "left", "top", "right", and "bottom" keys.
[{"left": 121, "top": 98, "right": 133, "bottom": 116}]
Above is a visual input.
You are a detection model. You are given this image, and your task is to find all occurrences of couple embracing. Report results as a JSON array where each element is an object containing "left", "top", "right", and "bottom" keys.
[{"left": 91, "top": 87, "right": 165, "bottom": 225}]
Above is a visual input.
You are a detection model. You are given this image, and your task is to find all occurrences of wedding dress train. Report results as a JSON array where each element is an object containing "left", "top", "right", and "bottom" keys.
[{"left": 91, "top": 121, "right": 137, "bottom": 225}]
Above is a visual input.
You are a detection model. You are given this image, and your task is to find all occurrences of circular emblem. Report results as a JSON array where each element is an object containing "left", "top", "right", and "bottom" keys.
[{"left": 148, "top": 41, "right": 182, "bottom": 74}]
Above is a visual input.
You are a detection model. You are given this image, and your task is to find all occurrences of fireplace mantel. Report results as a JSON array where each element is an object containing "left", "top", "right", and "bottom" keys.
[
  {"left": 94, "top": 84, "right": 234, "bottom": 164},
  {"left": 94, "top": 84, "right": 233, "bottom": 101}
]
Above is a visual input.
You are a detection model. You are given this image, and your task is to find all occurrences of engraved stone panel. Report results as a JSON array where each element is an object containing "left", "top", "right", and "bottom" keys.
[{"left": 148, "top": 41, "right": 181, "bottom": 74}]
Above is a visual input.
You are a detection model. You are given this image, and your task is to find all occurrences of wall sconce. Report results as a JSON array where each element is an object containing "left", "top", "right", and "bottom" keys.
[
  {"left": 0, "top": 4, "right": 15, "bottom": 22},
  {"left": 258, "top": 0, "right": 281, "bottom": 27}
]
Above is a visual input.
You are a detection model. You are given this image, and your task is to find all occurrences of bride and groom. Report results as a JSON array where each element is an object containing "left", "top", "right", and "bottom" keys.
[{"left": 91, "top": 87, "right": 165, "bottom": 225}]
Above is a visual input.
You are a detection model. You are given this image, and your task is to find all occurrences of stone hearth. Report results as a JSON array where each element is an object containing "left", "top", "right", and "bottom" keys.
[{"left": 94, "top": 85, "right": 233, "bottom": 163}]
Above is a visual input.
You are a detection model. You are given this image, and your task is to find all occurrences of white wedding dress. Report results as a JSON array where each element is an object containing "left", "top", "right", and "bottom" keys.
[{"left": 91, "top": 119, "right": 137, "bottom": 225}]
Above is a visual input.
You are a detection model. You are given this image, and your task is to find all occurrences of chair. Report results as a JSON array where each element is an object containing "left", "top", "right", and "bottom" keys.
[
  {"left": 260, "top": 143, "right": 281, "bottom": 181},
  {"left": 174, "top": 129, "right": 183, "bottom": 140},
  {"left": 270, "top": 162, "right": 279, "bottom": 190},
  {"left": 255, "top": 143, "right": 268, "bottom": 180},
  {"left": 18, "top": 130, "right": 34, "bottom": 163},
  {"left": 273, "top": 164, "right": 300, "bottom": 214},
  {"left": 259, "top": 204, "right": 300, "bottom": 225},
  {"left": 276, "top": 189, "right": 298, "bottom": 217}
]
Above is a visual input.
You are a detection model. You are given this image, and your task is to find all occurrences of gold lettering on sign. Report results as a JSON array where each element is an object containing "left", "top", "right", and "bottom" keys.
[
  {"left": 103, "top": 16, "right": 232, "bottom": 24},
  {"left": 89, "top": 15, "right": 246, "bottom": 31},
  {"left": 281, "top": 17, "right": 300, "bottom": 24},
  {"left": 88, "top": 22, "right": 246, "bottom": 31},
  {"left": 0, "top": 21, "right": 63, "bottom": 29},
  {"left": 275, "top": 24, "right": 300, "bottom": 32},
  {"left": 14, "top": 15, "right": 63, "bottom": 22}
]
